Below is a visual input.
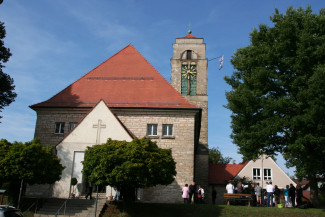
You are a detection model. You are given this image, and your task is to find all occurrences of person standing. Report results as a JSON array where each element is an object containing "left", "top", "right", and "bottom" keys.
[
  {"left": 274, "top": 185, "right": 280, "bottom": 207},
  {"left": 284, "top": 185, "right": 290, "bottom": 207},
  {"left": 296, "top": 185, "right": 303, "bottom": 207},
  {"left": 212, "top": 188, "right": 217, "bottom": 205},
  {"left": 85, "top": 184, "right": 93, "bottom": 200},
  {"left": 255, "top": 183, "right": 262, "bottom": 205},
  {"left": 266, "top": 181, "right": 275, "bottom": 207},
  {"left": 237, "top": 181, "right": 243, "bottom": 193},
  {"left": 289, "top": 183, "right": 296, "bottom": 208},
  {"left": 189, "top": 182, "right": 197, "bottom": 204},
  {"left": 197, "top": 186, "right": 205, "bottom": 204},
  {"left": 113, "top": 187, "right": 120, "bottom": 201},
  {"left": 182, "top": 184, "right": 190, "bottom": 204},
  {"left": 226, "top": 181, "right": 234, "bottom": 194},
  {"left": 250, "top": 183, "right": 257, "bottom": 206}
]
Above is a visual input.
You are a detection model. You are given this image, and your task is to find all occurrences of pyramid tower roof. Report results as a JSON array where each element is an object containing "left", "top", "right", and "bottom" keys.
[{"left": 31, "top": 45, "right": 199, "bottom": 109}]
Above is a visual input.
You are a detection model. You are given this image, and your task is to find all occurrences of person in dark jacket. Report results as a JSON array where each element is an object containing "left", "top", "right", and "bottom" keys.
[
  {"left": 274, "top": 185, "right": 281, "bottom": 206},
  {"left": 250, "top": 183, "right": 257, "bottom": 206},
  {"left": 189, "top": 182, "right": 197, "bottom": 204},
  {"left": 212, "top": 188, "right": 217, "bottom": 205},
  {"left": 289, "top": 183, "right": 296, "bottom": 208},
  {"left": 296, "top": 185, "right": 303, "bottom": 207},
  {"left": 85, "top": 184, "right": 93, "bottom": 200}
]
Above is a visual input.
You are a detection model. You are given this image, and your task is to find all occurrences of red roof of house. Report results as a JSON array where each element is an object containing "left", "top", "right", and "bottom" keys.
[
  {"left": 209, "top": 162, "right": 248, "bottom": 185},
  {"left": 31, "top": 45, "right": 199, "bottom": 109}
]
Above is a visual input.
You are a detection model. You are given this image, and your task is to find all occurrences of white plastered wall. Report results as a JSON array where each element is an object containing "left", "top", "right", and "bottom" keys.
[
  {"left": 236, "top": 154, "right": 296, "bottom": 189},
  {"left": 53, "top": 101, "right": 132, "bottom": 198}
]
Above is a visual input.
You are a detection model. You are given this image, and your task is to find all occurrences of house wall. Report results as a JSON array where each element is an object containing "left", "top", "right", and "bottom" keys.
[
  {"left": 31, "top": 107, "right": 198, "bottom": 203},
  {"left": 236, "top": 155, "right": 296, "bottom": 189},
  {"left": 114, "top": 109, "right": 197, "bottom": 203}
]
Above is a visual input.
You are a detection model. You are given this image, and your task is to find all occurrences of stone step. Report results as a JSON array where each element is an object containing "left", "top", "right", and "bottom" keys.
[{"left": 35, "top": 198, "right": 106, "bottom": 217}]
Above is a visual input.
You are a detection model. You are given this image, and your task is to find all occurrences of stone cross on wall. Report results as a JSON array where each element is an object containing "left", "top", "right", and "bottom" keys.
[{"left": 93, "top": 119, "right": 106, "bottom": 144}]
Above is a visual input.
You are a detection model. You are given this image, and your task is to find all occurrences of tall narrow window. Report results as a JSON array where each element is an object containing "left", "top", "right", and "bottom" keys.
[
  {"left": 253, "top": 168, "right": 261, "bottom": 180},
  {"left": 186, "top": 50, "right": 192, "bottom": 60},
  {"left": 55, "top": 122, "right": 65, "bottom": 134},
  {"left": 264, "top": 169, "right": 272, "bottom": 180},
  {"left": 162, "top": 124, "right": 173, "bottom": 137},
  {"left": 147, "top": 124, "right": 158, "bottom": 136}
]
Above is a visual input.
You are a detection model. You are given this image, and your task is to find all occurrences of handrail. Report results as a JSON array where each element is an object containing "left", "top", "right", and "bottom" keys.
[
  {"left": 24, "top": 199, "right": 38, "bottom": 212},
  {"left": 55, "top": 199, "right": 68, "bottom": 217}
]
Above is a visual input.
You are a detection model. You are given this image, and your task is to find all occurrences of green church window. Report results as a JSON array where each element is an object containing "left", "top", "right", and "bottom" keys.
[{"left": 181, "top": 64, "right": 197, "bottom": 95}]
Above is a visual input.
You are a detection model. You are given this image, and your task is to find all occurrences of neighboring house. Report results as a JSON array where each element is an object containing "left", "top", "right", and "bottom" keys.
[
  {"left": 26, "top": 33, "right": 209, "bottom": 203},
  {"left": 209, "top": 163, "right": 248, "bottom": 204},
  {"left": 209, "top": 154, "right": 296, "bottom": 204}
]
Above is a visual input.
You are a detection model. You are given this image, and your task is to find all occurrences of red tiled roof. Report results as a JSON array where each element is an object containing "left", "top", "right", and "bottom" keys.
[
  {"left": 209, "top": 162, "right": 248, "bottom": 185},
  {"left": 31, "top": 45, "right": 199, "bottom": 109},
  {"left": 180, "top": 33, "right": 199, "bottom": 39}
]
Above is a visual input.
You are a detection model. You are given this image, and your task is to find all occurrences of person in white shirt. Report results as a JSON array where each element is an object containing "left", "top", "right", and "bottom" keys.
[
  {"left": 266, "top": 181, "right": 275, "bottom": 207},
  {"left": 226, "top": 180, "right": 234, "bottom": 194}
]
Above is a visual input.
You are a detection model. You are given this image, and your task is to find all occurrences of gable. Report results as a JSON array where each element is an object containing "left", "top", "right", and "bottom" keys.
[
  {"left": 236, "top": 155, "right": 296, "bottom": 188},
  {"left": 60, "top": 100, "right": 132, "bottom": 145},
  {"left": 31, "top": 45, "right": 199, "bottom": 110}
]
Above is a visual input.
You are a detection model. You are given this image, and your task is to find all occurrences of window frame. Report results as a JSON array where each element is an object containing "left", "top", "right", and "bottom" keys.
[
  {"left": 162, "top": 124, "right": 173, "bottom": 137},
  {"left": 54, "top": 122, "right": 65, "bottom": 134},
  {"left": 263, "top": 168, "right": 272, "bottom": 180},
  {"left": 147, "top": 124, "right": 158, "bottom": 137},
  {"left": 252, "top": 168, "right": 261, "bottom": 180}
]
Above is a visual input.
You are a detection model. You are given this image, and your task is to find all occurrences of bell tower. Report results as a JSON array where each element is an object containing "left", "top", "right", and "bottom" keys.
[{"left": 170, "top": 31, "right": 209, "bottom": 188}]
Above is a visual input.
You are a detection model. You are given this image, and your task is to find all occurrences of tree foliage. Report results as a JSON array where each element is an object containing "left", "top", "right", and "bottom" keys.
[
  {"left": 0, "top": 138, "right": 64, "bottom": 185},
  {"left": 209, "top": 147, "right": 234, "bottom": 164},
  {"left": 82, "top": 138, "right": 176, "bottom": 201},
  {"left": 225, "top": 7, "right": 325, "bottom": 206},
  {"left": 0, "top": 21, "right": 16, "bottom": 120}
]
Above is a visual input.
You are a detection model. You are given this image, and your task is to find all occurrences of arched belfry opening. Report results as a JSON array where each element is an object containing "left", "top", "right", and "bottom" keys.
[{"left": 181, "top": 50, "right": 198, "bottom": 60}]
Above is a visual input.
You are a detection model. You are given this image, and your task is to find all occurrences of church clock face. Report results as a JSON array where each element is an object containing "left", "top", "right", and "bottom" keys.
[
  {"left": 181, "top": 64, "right": 197, "bottom": 95},
  {"left": 181, "top": 65, "right": 197, "bottom": 80}
]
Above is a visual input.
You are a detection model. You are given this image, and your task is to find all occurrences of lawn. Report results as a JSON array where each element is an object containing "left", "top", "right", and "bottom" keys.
[{"left": 102, "top": 203, "right": 325, "bottom": 217}]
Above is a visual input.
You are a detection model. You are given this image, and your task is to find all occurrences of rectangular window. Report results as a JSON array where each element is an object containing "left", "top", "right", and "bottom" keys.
[
  {"left": 55, "top": 122, "right": 65, "bottom": 134},
  {"left": 264, "top": 169, "right": 272, "bottom": 180},
  {"left": 147, "top": 124, "right": 158, "bottom": 136},
  {"left": 253, "top": 168, "right": 261, "bottom": 180},
  {"left": 162, "top": 124, "right": 173, "bottom": 136},
  {"left": 69, "top": 122, "right": 77, "bottom": 131}
]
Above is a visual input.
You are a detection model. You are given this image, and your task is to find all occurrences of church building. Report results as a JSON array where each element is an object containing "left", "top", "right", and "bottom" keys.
[{"left": 28, "top": 32, "right": 209, "bottom": 203}]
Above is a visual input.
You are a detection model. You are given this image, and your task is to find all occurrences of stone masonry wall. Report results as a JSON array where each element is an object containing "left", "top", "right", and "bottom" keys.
[
  {"left": 33, "top": 108, "right": 89, "bottom": 146},
  {"left": 33, "top": 107, "right": 198, "bottom": 203},
  {"left": 170, "top": 37, "right": 209, "bottom": 198},
  {"left": 114, "top": 109, "right": 197, "bottom": 203}
]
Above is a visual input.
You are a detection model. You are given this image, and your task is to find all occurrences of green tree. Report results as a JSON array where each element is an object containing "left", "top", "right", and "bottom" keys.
[
  {"left": 0, "top": 21, "right": 16, "bottom": 120},
  {"left": 82, "top": 138, "right": 176, "bottom": 202},
  {"left": 225, "top": 7, "right": 325, "bottom": 206},
  {"left": 0, "top": 138, "right": 64, "bottom": 205},
  {"left": 209, "top": 147, "right": 234, "bottom": 164}
]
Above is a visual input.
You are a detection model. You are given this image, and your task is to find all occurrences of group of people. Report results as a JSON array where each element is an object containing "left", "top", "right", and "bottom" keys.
[
  {"left": 225, "top": 180, "right": 304, "bottom": 207},
  {"left": 182, "top": 182, "right": 205, "bottom": 204}
]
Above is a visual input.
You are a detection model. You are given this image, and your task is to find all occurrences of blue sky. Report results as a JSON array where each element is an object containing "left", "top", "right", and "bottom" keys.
[{"left": 0, "top": 0, "right": 323, "bottom": 177}]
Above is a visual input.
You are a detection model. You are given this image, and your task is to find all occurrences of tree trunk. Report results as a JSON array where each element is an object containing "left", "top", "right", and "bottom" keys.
[{"left": 309, "top": 174, "right": 319, "bottom": 207}]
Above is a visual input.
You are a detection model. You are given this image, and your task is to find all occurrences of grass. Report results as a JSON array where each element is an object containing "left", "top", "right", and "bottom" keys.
[{"left": 101, "top": 203, "right": 325, "bottom": 217}]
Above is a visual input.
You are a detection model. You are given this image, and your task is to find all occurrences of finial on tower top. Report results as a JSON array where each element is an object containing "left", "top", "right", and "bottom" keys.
[{"left": 188, "top": 23, "right": 192, "bottom": 34}]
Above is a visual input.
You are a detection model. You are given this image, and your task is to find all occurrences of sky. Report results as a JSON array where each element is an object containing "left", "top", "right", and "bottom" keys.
[{"left": 0, "top": 0, "right": 323, "bottom": 177}]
